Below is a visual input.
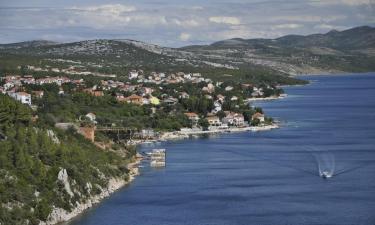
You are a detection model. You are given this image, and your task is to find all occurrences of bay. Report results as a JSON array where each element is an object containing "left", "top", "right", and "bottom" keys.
[{"left": 68, "top": 73, "right": 375, "bottom": 225}]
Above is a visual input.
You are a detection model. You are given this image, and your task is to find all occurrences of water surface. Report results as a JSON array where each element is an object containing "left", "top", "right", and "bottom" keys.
[{"left": 69, "top": 73, "right": 375, "bottom": 225}]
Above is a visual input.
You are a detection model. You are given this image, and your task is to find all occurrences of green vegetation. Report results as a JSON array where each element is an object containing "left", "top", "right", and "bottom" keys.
[{"left": 0, "top": 94, "right": 136, "bottom": 225}]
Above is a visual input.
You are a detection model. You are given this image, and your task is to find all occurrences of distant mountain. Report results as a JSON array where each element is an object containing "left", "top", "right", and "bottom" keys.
[
  {"left": 0, "top": 40, "right": 59, "bottom": 49},
  {"left": 181, "top": 26, "right": 375, "bottom": 75},
  {"left": 198, "top": 26, "right": 375, "bottom": 51},
  {"left": 0, "top": 26, "right": 374, "bottom": 76}
]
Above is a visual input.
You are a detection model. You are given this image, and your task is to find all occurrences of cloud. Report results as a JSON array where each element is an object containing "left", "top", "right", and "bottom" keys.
[
  {"left": 0, "top": 1, "right": 373, "bottom": 47},
  {"left": 172, "top": 19, "right": 200, "bottom": 27},
  {"left": 309, "top": 0, "right": 373, "bottom": 6},
  {"left": 314, "top": 23, "right": 348, "bottom": 30},
  {"left": 273, "top": 23, "right": 303, "bottom": 29},
  {"left": 270, "top": 15, "right": 347, "bottom": 23},
  {"left": 71, "top": 4, "right": 136, "bottom": 14},
  {"left": 179, "top": 33, "right": 191, "bottom": 41},
  {"left": 209, "top": 16, "right": 241, "bottom": 25}
]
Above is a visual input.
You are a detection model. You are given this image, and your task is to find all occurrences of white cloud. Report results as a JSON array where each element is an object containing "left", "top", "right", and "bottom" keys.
[
  {"left": 309, "top": 0, "right": 372, "bottom": 6},
  {"left": 71, "top": 4, "right": 136, "bottom": 14},
  {"left": 273, "top": 23, "right": 303, "bottom": 29},
  {"left": 270, "top": 15, "right": 346, "bottom": 23},
  {"left": 209, "top": 16, "right": 241, "bottom": 25},
  {"left": 179, "top": 33, "right": 191, "bottom": 41},
  {"left": 314, "top": 24, "right": 348, "bottom": 30},
  {"left": 172, "top": 19, "right": 200, "bottom": 27}
]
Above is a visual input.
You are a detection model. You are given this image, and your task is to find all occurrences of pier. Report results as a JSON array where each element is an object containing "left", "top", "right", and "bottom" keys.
[{"left": 150, "top": 149, "right": 166, "bottom": 167}]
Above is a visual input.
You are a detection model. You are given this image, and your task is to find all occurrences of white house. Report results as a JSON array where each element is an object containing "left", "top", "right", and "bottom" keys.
[
  {"left": 85, "top": 113, "right": 97, "bottom": 123},
  {"left": 211, "top": 101, "right": 222, "bottom": 114},
  {"left": 128, "top": 70, "right": 139, "bottom": 80},
  {"left": 222, "top": 112, "right": 245, "bottom": 127},
  {"left": 225, "top": 86, "right": 234, "bottom": 91},
  {"left": 9, "top": 92, "right": 32, "bottom": 105}
]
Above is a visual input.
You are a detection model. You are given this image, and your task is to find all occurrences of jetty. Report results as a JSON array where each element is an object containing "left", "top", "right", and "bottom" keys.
[{"left": 150, "top": 149, "right": 166, "bottom": 167}]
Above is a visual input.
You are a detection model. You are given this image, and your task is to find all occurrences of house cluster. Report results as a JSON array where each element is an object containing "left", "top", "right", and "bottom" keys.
[
  {"left": 128, "top": 70, "right": 210, "bottom": 84},
  {"left": 26, "top": 65, "right": 116, "bottom": 78},
  {"left": 0, "top": 75, "right": 86, "bottom": 105},
  {"left": 184, "top": 110, "right": 265, "bottom": 130}
]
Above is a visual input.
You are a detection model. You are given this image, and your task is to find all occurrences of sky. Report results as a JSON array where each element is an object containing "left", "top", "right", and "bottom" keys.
[{"left": 0, "top": 0, "right": 374, "bottom": 47}]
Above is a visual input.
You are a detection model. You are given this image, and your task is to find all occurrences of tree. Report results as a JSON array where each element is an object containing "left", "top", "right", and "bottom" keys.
[
  {"left": 198, "top": 118, "right": 209, "bottom": 131},
  {"left": 251, "top": 118, "right": 260, "bottom": 126},
  {"left": 0, "top": 94, "right": 31, "bottom": 127}
]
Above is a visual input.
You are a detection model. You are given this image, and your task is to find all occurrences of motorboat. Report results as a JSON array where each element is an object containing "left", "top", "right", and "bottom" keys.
[{"left": 321, "top": 171, "right": 332, "bottom": 179}]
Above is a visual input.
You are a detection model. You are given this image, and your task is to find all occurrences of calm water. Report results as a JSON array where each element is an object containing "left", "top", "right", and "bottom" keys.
[{"left": 69, "top": 73, "right": 375, "bottom": 225}]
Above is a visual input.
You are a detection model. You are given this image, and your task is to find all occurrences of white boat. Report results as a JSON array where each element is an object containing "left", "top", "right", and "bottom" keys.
[{"left": 321, "top": 171, "right": 332, "bottom": 179}]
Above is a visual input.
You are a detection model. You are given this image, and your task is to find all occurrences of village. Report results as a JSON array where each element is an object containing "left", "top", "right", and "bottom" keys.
[{"left": 0, "top": 68, "right": 280, "bottom": 143}]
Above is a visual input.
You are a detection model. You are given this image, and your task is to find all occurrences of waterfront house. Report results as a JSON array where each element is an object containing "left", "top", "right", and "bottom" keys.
[
  {"left": 184, "top": 112, "right": 200, "bottom": 127},
  {"left": 222, "top": 112, "right": 245, "bottom": 127},
  {"left": 206, "top": 116, "right": 222, "bottom": 127},
  {"left": 252, "top": 112, "right": 265, "bottom": 122}
]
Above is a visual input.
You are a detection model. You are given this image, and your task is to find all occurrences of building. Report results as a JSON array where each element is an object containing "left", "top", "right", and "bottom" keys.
[
  {"left": 184, "top": 112, "right": 199, "bottom": 127},
  {"left": 32, "top": 91, "right": 44, "bottom": 98},
  {"left": 9, "top": 92, "right": 31, "bottom": 105},
  {"left": 85, "top": 112, "right": 97, "bottom": 123},
  {"left": 124, "top": 94, "right": 143, "bottom": 105},
  {"left": 83, "top": 88, "right": 104, "bottom": 97},
  {"left": 211, "top": 101, "right": 222, "bottom": 114},
  {"left": 252, "top": 112, "right": 265, "bottom": 122},
  {"left": 163, "top": 97, "right": 178, "bottom": 106},
  {"left": 129, "top": 70, "right": 139, "bottom": 80},
  {"left": 149, "top": 96, "right": 160, "bottom": 105},
  {"left": 206, "top": 116, "right": 222, "bottom": 127},
  {"left": 222, "top": 112, "right": 245, "bottom": 127},
  {"left": 140, "top": 129, "right": 156, "bottom": 139}
]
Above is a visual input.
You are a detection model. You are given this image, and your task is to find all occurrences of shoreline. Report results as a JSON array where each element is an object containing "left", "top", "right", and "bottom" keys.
[
  {"left": 127, "top": 124, "right": 280, "bottom": 145},
  {"left": 49, "top": 97, "right": 283, "bottom": 225},
  {"left": 246, "top": 95, "right": 287, "bottom": 102},
  {"left": 41, "top": 157, "right": 142, "bottom": 225}
]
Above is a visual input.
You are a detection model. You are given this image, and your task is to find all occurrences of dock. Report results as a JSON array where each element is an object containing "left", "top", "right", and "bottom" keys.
[{"left": 150, "top": 149, "right": 166, "bottom": 167}]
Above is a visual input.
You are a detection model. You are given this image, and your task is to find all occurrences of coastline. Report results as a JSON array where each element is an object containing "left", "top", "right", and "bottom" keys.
[
  {"left": 246, "top": 95, "right": 287, "bottom": 102},
  {"left": 47, "top": 98, "right": 282, "bottom": 225},
  {"left": 158, "top": 124, "right": 279, "bottom": 141},
  {"left": 126, "top": 124, "right": 280, "bottom": 145},
  {"left": 41, "top": 157, "right": 142, "bottom": 225}
]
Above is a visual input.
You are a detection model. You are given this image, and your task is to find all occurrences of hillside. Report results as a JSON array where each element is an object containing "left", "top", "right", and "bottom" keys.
[
  {"left": 0, "top": 94, "right": 137, "bottom": 225},
  {"left": 182, "top": 26, "right": 375, "bottom": 75},
  {"left": 0, "top": 26, "right": 374, "bottom": 81},
  {"left": 0, "top": 40, "right": 305, "bottom": 86}
]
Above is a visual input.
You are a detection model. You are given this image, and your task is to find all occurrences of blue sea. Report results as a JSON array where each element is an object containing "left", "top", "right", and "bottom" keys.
[{"left": 68, "top": 73, "right": 375, "bottom": 225}]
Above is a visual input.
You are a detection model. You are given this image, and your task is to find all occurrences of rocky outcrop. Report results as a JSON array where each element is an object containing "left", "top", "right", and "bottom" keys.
[
  {"left": 57, "top": 168, "right": 74, "bottom": 197},
  {"left": 40, "top": 160, "right": 141, "bottom": 225}
]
